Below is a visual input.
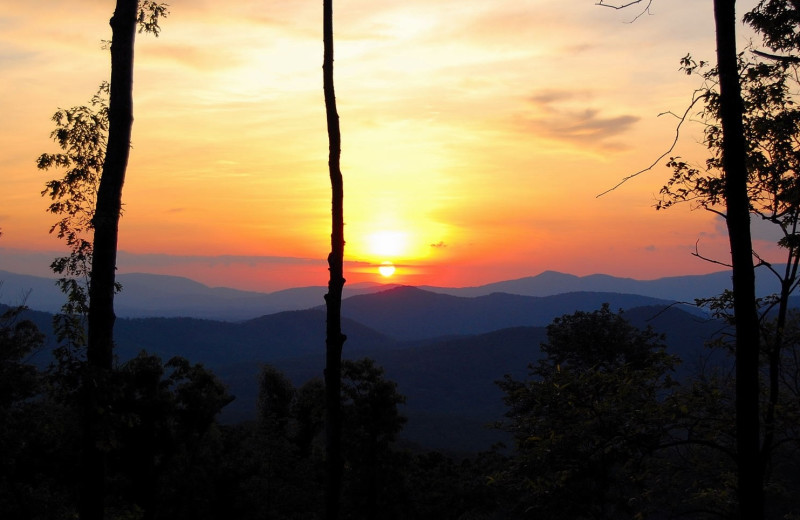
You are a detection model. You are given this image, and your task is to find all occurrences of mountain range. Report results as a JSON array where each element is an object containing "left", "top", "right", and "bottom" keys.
[
  {"left": 0, "top": 267, "right": 786, "bottom": 321},
  {"left": 2, "top": 267, "right": 738, "bottom": 453}
]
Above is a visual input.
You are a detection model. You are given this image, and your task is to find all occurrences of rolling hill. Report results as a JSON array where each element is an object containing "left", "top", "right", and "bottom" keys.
[
  {"left": 335, "top": 286, "right": 687, "bottom": 341},
  {"left": 3, "top": 285, "right": 730, "bottom": 453}
]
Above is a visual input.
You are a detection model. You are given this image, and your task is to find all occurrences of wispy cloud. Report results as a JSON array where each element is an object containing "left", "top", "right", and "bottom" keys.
[
  {"left": 517, "top": 89, "right": 640, "bottom": 152},
  {"left": 116, "top": 251, "right": 324, "bottom": 268},
  {"left": 0, "top": 247, "right": 330, "bottom": 274},
  {"left": 0, "top": 248, "right": 376, "bottom": 292}
]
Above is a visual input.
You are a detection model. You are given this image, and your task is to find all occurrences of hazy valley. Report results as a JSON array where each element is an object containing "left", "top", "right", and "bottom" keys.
[{"left": 1, "top": 268, "right": 744, "bottom": 452}]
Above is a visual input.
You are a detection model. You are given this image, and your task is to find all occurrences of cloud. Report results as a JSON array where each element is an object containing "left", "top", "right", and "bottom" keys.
[
  {"left": 430, "top": 241, "right": 447, "bottom": 248},
  {"left": 517, "top": 90, "right": 640, "bottom": 152},
  {"left": 0, "top": 247, "right": 329, "bottom": 274},
  {"left": 115, "top": 251, "right": 324, "bottom": 268},
  {"left": 528, "top": 90, "right": 578, "bottom": 105},
  {"left": 751, "top": 216, "right": 784, "bottom": 245},
  {"left": 143, "top": 43, "right": 245, "bottom": 71},
  {"left": 0, "top": 248, "right": 376, "bottom": 292},
  {"left": 114, "top": 251, "right": 371, "bottom": 269}
]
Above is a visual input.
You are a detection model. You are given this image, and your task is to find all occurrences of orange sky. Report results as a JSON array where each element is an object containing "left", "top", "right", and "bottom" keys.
[{"left": 1, "top": 0, "right": 775, "bottom": 292}]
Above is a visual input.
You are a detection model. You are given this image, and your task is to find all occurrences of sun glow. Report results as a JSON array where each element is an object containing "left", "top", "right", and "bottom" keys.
[
  {"left": 367, "top": 230, "right": 409, "bottom": 257},
  {"left": 378, "top": 261, "right": 396, "bottom": 277}
]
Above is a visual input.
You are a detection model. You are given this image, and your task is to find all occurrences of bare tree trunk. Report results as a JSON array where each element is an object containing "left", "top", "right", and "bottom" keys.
[
  {"left": 323, "top": 0, "right": 346, "bottom": 518},
  {"left": 79, "top": 1, "right": 137, "bottom": 519},
  {"left": 713, "top": 1, "right": 764, "bottom": 518}
]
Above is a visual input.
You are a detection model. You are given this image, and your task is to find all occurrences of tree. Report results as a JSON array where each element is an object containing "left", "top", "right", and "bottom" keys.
[
  {"left": 38, "top": 83, "right": 109, "bottom": 317},
  {"left": 37, "top": 2, "right": 169, "bottom": 518},
  {"left": 251, "top": 365, "right": 316, "bottom": 519},
  {"left": 322, "top": 0, "right": 346, "bottom": 517},
  {"left": 38, "top": 84, "right": 110, "bottom": 383},
  {"left": 497, "top": 305, "right": 678, "bottom": 519},
  {"left": 258, "top": 364, "right": 297, "bottom": 436},
  {"left": 0, "top": 305, "right": 46, "bottom": 509},
  {"left": 599, "top": 1, "right": 763, "bottom": 516},
  {"left": 340, "top": 359, "right": 407, "bottom": 519},
  {"left": 0, "top": 305, "right": 44, "bottom": 412},
  {"left": 744, "top": 0, "right": 800, "bottom": 60},
  {"left": 79, "top": 0, "right": 134, "bottom": 510},
  {"left": 0, "top": 305, "right": 79, "bottom": 518},
  {"left": 657, "top": 5, "right": 800, "bottom": 516},
  {"left": 109, "top": 353, "right": 233, "bottom": 520},
  {"left": 710, "top": 6, "right": 764, "bottom": 515},
  {"left": 294, "top": 377, "right": 326, "bottom": 459},
  {"left": 662, "top": 47, "right": 800, "bottom": 509},
  {"left": 252, "top": 361, "right": 406, "bottom": 519}
]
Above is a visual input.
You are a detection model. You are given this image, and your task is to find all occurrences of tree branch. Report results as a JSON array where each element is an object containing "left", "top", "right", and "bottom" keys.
[
  {"left": 692, "top": 239, "right": 733, "bottom": 268},
  {"left": 597, "top": 90, "right": 707, "bottom": 197},
  {"left": 640, "top": 300, "right": 710, "bottom": 322},
  {"left": 596, "top": 0, "right": 650, "bottom": 9},
  {"left": 752, "top": 49, "right": 800, "bottom": 64},
  {"left": 596, "top": 0, "right": 654, "bottom": 22}
]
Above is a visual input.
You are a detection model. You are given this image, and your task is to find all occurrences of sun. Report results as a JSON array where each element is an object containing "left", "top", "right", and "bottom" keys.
[
  {"left": 378, "top": 261, "right": 396, "bottom": 278},
  {"left": 368, "top": 230, "right": 408, "bottom": 257}
]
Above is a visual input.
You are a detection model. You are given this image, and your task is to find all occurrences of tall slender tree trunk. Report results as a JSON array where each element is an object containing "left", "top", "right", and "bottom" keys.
[
  {"left": 79, "top": 1, "right": 138, "bottom": 519},
  {"left": 322, "top": 0, "right": 346, "bottom": 518},
  {"left": 712, "top": 1, "right": 764, "bottom": 518}
]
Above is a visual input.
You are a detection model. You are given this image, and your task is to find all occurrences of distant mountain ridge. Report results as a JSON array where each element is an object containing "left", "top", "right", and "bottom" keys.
[
  {"left": 332, "top": 286, "right": 684, "bottom": 341},
  {"left": 421, "top": 269, "right": 781, "bottom": 301},
  {"left": 0, "top": 266, "right": 786, "bottom": 321},
  {"left": 0, "top": 270, "right": 398, "bottom": 321}
]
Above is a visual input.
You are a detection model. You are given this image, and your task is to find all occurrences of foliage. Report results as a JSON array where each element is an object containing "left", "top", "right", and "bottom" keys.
[
  {"left": 340, "top": 358, "right": 408, "bottom": 520},
  {"left": 250, "top": 359, "right": 410, "bottom": 519},
  {"left": 497, "top": 305, "right": 679, "bottom": 519},
  {"left": 0, "top": 306, "right": 44, "bottom": 409},
  {"left": 36, "top": 0, "right": 168, "bottom": 325},
  {"left": 657, "top": 17, "right": 800, "bottom": 516},
  {"left": 660, "top": 370, "right": 740, "bottom": 518},
  {"left": 36, "top": 84, "right": 117, "bottom": 403},
  {"left": 341, "top": 358, "right": 407, "bottom": 451},
  {"left": 294, "top": 377, "right": 326, "bottom": 459},
  {"left": 137, "top": 1, "right": 169, "bottom": 36},
  {"left": 659, "top": 54, "right": 800, "bottom": 237},
  {"left": 744, "top": 0, "right": 800, "bottom": 56},
  {"left": 656, "top": 319, "right": 800, "bottom": 520},
  {"left": 106, "top": 352, "right": 233, "bottom": 518},
  {"left": 258, "top": 363, "right": 296, "bottom": 436},
  {"left": 38, "top": 83, "right": 110, "bottom": 314},
  {"left": 401, "top": 449, "right": 509, "bottom": 520},
  {"left": 0, "top": 306, "right": 80, "bottom": 518},
  {"left": 657, "top": 36, "right": 800, "bottom": 321}
]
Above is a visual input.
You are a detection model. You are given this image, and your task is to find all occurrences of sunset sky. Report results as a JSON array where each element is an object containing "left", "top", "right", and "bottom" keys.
[{"left": 0, "top": 0, "right": 775, "bottom": 293}]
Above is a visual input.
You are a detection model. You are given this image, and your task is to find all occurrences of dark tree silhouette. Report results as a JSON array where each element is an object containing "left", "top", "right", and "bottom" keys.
[
  {"left": 340, "top": 359, "right": 407, "bottom": 519},
  {"left": 78, "top": 2, "right": 167, "bottom": 519},
  {"left": 78, "top": 4, "right": 139, "bottom": 518},
  {"left": 660, "top": 47, "right": 800, "bottom": 516},
  {"left": 712, "top": 3, "right": 763, "bottom": 517},
  {"left": 599, "top": 2, "right": 763, "bottom": 516},
  {"left": 322, "top": 0, "right": 346, "bottom": 518},
  {"left": 497, "top": 305, "right": 678, "bottom": 519}
]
